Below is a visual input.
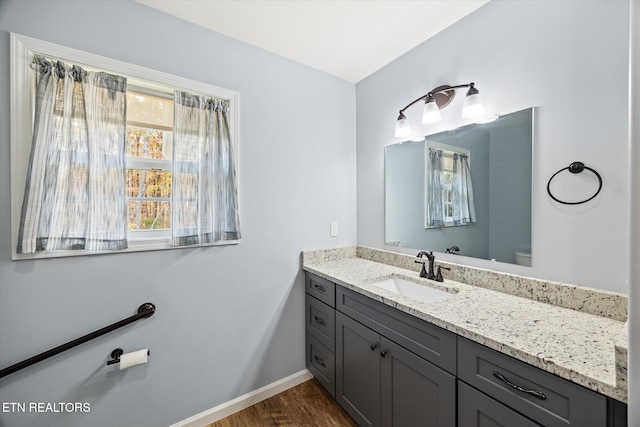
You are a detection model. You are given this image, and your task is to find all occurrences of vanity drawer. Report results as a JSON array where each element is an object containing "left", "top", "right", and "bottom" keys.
[
  {"left": 305, "top": 294, "right": 335, "bottom": 351},
  {"left": 306, "top": 333, "right": 335, "bottom": 397},
  {"left": 336, "top": 285, "right": 456, "bottom": 374},
  {"left": 305, "top": 273, "right": 335, "bottom": 307},
  {"left": 458, "top": 381, "right": 542, "bottom": 427},
  {"left": 457, "top": 337, "right": 607, "bottom": 427}
]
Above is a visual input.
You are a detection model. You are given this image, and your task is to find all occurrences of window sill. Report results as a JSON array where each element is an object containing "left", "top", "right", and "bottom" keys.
[
  {"left": 425, "top": 222, "right": 472, "bottom": 230},
  {"left": 11, "top": 237, "right": 240, "bottom": 261}
]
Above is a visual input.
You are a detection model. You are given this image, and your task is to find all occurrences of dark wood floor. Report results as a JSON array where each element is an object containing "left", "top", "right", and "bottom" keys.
[{"left": 208, "top": 379, "right": 357, "bottom": 427}]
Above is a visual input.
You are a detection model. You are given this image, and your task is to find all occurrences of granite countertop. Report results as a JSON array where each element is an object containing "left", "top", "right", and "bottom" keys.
[{"left": 302, "top": 246, "right": 628, "bottom": 403}]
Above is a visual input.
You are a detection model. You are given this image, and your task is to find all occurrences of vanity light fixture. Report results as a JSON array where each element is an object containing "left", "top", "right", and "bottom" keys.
[{"left": 394, "top": 82, "right": 485, "bottom": 138}]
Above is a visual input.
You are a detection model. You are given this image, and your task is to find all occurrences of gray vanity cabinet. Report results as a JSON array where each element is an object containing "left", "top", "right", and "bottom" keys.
[
  {"left": 304, "top": 272, "right": 627, "bottom": 427},
  {"left": 336, "top": 312, "right": 455, "bottom": 427},
  {"left": 335, "top": 289, "right": 456, "bottom": 427},
  {"left": 305, "top": 273, "right": 336, "bottom": 397}
]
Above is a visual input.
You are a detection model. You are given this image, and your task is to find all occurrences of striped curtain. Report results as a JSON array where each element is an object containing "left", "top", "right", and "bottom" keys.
[
  {"left": 17, "top": 55, "right": 128, "bottom": 253},
  {"left": 452, "top": 153, "right": 476, "bottom": 224},
  {"left": 426, "top": 148, "right": 445, "bottom": 228},
  {"left": 172, "top": 91, "right": 241, "bottom": 246}
]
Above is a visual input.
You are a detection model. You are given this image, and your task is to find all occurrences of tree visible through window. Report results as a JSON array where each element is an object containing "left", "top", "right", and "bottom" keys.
[{"left": 125, "top": 90, "right": 173, "bottom": 235}]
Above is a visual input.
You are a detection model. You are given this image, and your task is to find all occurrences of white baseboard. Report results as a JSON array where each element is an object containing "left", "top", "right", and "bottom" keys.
[{"left": 168, "top": 369, "right": 314, "bottom": 427}]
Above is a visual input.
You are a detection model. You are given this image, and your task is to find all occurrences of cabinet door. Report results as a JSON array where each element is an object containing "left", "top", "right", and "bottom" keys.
[
  {"left": 380, "top": 337, "right": 455, "bottom": 427},
  {"left": 458, "top": 381, "right": 542, "bottom": 427},
  {"left": 336, "top": 311, "right": 381, "bottom": 427}
]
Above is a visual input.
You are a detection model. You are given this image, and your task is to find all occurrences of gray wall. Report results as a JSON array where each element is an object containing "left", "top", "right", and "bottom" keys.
[
  {"left": 384, "top": 140, "right": 425, "bottom": 246},
  {"left": 0, "top": 1, "right": 356, "bottom": 426},
  {"left": 488, "top": 125, "right": 532, "bottom": 263},
  {"left": 356, "top": 0, "right": 630, "bottom": 293}
]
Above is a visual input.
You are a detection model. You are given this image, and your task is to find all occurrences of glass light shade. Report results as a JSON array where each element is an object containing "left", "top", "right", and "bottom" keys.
[
  {"left": 461, "top": 93, "right": 485, "bottom": 118},
  {"left": 422, "top": 100, "right": 442, "bottom": 124},
  {"left": 395, "top": 117, "right": 411, "bottom": 138}
]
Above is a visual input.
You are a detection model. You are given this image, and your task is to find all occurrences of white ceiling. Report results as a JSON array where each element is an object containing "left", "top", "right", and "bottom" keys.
[{"left": 136, "top": 0, "right": 489, "bottom": 83}]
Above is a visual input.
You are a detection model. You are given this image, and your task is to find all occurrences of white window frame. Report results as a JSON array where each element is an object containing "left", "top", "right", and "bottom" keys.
[{"left": 10, "top": 33, "right": 240, "bottom": 260}]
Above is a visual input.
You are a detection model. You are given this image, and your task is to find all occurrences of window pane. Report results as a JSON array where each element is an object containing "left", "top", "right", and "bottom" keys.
[
  {"left": 127, "top": 91, "right": 173, "bottom": 128},
  {"left": 443, "top": 171, "right": 453, "bottom": 186},
  {"left": 127, "top": 200, "right": 171, "bottom": 230},
  {"left": 126, "top": 170, "right": 172, "bottom": 198},
  {"left": 442, "top": 156, "right": 454, "bottom": 171},
  {"left": 127, "top": 127, "right": 172, "bottom": 160}
]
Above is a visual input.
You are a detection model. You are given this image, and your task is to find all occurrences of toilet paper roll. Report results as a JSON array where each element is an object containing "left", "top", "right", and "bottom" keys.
[{"left": 119, "top": 349, "right": 149, "bottom": 370}]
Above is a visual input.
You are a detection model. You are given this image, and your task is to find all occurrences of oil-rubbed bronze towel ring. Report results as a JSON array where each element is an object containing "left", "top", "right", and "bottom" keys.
[{"left": 546, "top": 161, "right": 602, "bottom": 205}]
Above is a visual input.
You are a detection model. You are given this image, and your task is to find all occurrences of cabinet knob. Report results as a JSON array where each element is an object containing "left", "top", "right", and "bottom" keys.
[
  {"left": 314, "top": 284, "right": 327, "bottom": 293},
  {"left": 370, "top": 343, "right": 378, "bottom": 351},
  {"left": 380, "top": 350, "right": 388, "bottom": 358},
  {"left": 314, "top": 356, "right": 326, "bottom": 367}
]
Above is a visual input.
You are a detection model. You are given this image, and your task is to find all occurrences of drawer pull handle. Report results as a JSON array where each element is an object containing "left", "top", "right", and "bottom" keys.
[
  {"left": 492, "top": 371, "right": 547, "bottom": 400},
  {"left": 314, "top": 284, "right": 327, "bottom": 293},
  {"left": 314, "top": 356, "right": 326, "bottom": 367},
  {"left": 313, "top": 316, "right": 326, "bottom": 326}
]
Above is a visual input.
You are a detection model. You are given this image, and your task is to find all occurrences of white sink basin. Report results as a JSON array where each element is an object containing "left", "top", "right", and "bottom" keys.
[{"left": 370, "top": 276, "right": 454, "bottom": 304}]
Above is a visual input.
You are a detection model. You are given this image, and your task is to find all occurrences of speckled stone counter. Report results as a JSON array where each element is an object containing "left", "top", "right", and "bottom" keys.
[{"left": 302, "top": 246, "right": 628, "bottom": 403}]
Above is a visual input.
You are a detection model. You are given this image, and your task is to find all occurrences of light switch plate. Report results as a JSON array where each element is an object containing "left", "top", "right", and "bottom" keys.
[{"left": 330, "top": 221, "right": 339, "bottom": 237}]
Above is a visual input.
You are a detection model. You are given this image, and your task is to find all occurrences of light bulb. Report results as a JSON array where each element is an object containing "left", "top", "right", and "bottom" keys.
[
  {"left": 461, "top": 93, "right": 485, "bottom": 118},
  {"left": 461, "top": 84, "right": 485, "bottom": 119},
  {"left": 422, "top": 97, "right": 441, "bottom": 124},
  {"left": 395, "top": 117, "right": 411, "bottom": 138}
]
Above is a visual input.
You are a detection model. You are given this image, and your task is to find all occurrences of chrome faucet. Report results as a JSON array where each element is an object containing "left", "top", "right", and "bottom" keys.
[{"left": 415, "top": 251, "right": 436, "bottom": 280}]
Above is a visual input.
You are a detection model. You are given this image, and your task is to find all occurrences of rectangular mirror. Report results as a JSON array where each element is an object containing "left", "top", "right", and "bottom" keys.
[{"left": 385, "top": 108, "right": 533, "bottom": 265}]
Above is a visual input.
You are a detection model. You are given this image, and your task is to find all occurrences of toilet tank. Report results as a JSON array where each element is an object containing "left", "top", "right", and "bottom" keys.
[{"left": 514, "top": 251, "right": 531, "bottom": 267}]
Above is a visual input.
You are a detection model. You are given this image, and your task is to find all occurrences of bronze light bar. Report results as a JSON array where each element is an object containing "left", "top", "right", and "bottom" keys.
[{"left": 395, "top": 82, "right": 485, "bottom": 138}]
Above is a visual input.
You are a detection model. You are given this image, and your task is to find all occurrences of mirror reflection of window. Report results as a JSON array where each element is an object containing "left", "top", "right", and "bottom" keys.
[
  {"left": 443, "top": 155, "right": 454, "bottom": 222},
  {"left": 425, "top": 143, "right": 475, "bottom": 229},
  {"left": 384, "top": 108, "right": 532, "bottom": 265}
]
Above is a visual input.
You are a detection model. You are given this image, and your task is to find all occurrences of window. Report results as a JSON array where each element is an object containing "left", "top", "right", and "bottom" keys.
[
  {"left": 440, "top": 154, "right": 456, "bottom": 223},
  {"left": 126, "top": 89, "right": 174, "bottom": 238},
  {"left": 425, "top": 141, "right": 475, "bottom": 228},
  {"left": 10, "top": 33, "right": 240, "bottom": 259}
]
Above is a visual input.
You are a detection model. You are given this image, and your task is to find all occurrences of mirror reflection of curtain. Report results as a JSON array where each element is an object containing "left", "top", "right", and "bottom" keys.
[
  {"left": 452, "top": 153, "right": 476, "bottom": 224},
  {"left": 426, "top": 148, "right": 444, "bottom": 227}
]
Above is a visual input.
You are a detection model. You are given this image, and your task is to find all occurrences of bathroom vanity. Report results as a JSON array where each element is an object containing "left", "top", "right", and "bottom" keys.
[{"left": 302, "top": 247, "right": 628, "bottom": 427}]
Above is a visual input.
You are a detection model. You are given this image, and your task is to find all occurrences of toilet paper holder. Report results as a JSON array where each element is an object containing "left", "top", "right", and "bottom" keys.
[{"left": 107, "top": 348, "right": 150, "bottom": 366}]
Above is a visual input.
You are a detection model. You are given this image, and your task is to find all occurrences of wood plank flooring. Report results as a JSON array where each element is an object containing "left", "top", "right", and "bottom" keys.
[{"left": 207, "top": 379, "right": 357, "bottom": 427}]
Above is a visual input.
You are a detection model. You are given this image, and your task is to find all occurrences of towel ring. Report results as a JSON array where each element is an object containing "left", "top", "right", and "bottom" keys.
[{"left": 546, "top": 161, "right": 602, "bottom": 205}]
